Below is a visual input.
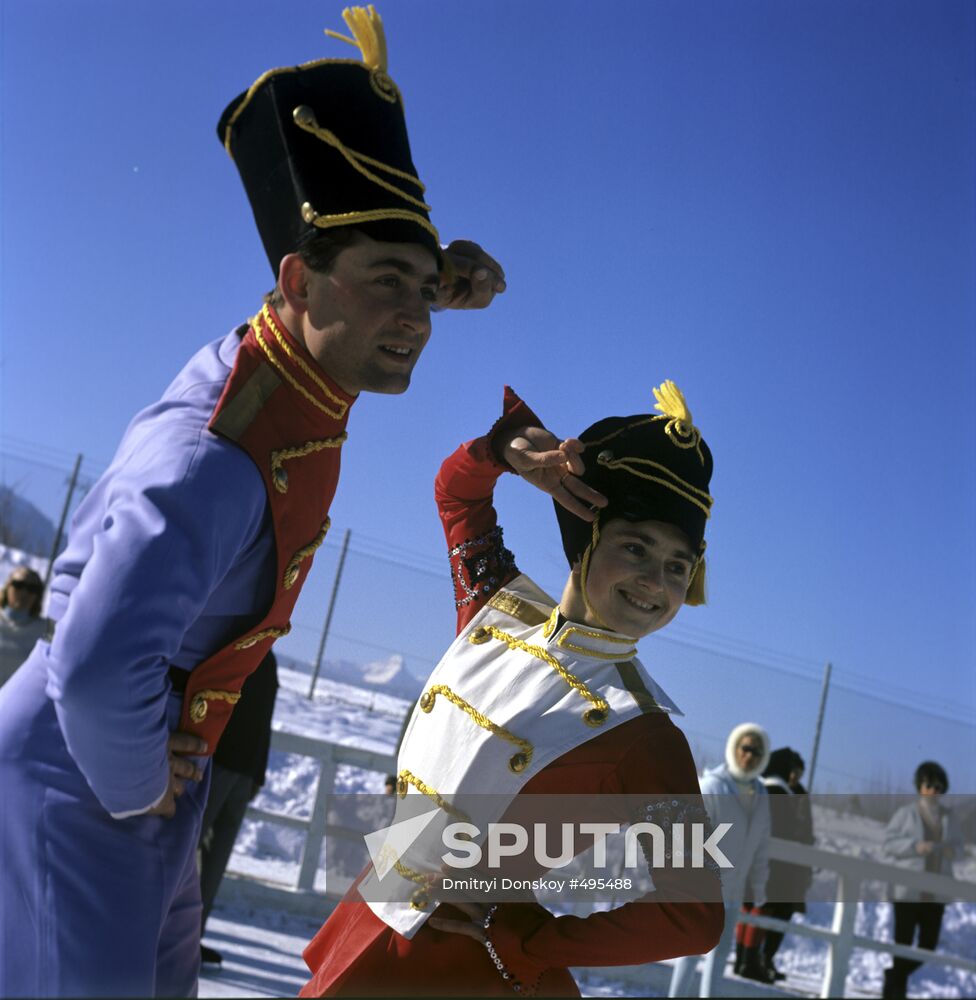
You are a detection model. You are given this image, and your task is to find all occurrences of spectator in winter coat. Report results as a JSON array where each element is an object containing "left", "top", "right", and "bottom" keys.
[
  {"left": 882, "top": 761, "right": 962, "bottom": 999},
  {"left": 0, "top": 567, "right": 48, "bottom": 687},
  {"left": 669, "top": 722, "right": 771, "bottom": 998},
  {"left": 734, "top": 746, "right": 815, "bottom": 983}
]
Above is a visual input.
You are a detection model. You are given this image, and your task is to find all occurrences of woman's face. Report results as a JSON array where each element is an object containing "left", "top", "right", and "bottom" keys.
[
  {"left": 5, "top": 572, "right": 41, "bottom": 613},
  {"left": 576, "top": 518, "right": 696, "bottom": 638},
  {"left": 735, "top": 734, "right": 765, "bottom": 772}
]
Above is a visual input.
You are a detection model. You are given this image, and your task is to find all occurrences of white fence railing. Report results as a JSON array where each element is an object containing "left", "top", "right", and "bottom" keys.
[{"left": 238, "top": 731, "right": 975, "bottom": 998}]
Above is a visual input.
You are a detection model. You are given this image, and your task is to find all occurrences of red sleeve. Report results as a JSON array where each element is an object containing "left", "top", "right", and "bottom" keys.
[
  {"left": 488, "top": 721, "right": 724, "bottom": 981},
  {"left": 435, "top": 386, "right": 544, "bottom": 634}
]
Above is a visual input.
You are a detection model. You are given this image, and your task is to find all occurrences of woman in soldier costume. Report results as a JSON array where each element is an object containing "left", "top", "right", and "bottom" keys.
[{"left": 301, "top": 381, "right": 725, "bottom": 996}]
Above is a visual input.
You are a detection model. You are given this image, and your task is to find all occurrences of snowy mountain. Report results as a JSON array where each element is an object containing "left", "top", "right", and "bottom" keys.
[
  {"left": 277, "top": 651, "right": 423, "bottom": 701},
  {"left": 0, "top": 485, "right": 56, "bottom": 556}
]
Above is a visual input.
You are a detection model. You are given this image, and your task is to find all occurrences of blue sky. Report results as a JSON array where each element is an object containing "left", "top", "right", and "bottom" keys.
[{"left": 1, "top": 1, "right": 973, "bottom": 790}]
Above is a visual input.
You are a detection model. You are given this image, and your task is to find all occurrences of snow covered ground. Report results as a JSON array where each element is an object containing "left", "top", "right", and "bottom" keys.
[{"left": 198, "top": 666, "right": 974, "bottom": 998}]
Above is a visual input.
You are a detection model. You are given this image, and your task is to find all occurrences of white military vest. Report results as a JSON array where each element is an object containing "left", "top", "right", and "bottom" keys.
[{"left": 362, "top": 573, "right": 682, "bottom": 937}]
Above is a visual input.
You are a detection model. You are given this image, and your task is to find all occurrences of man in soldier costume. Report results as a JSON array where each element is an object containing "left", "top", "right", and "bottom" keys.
[{"left": 0, "top": 7, "right": 503, "bottom": 997}]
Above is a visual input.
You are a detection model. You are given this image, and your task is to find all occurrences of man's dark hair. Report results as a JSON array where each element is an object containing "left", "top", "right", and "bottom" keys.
[
  {"left": 914, "top": 760, "right": 949, "bottom": 793},
  {"left": 265, "top": 226, "right": 361, "bottom": 308}
]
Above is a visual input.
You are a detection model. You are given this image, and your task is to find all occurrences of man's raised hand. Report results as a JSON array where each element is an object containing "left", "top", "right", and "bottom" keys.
[{"left": 437, "top": 240, "right": 506, "bottom": 310}]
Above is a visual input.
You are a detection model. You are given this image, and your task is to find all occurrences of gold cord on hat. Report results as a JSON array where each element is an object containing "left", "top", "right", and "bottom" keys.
[
  {"left": 578, "top": 514, "right": 611, "bottom": 630},
  {"left": 292, "top": 106, "right": 430, "bottom": 211},
  {"left": 594, "top": 453, "right": 713, "bottom": 518},
  {"left": 652, "top": 380, "right": 705, "bottom": 464}
]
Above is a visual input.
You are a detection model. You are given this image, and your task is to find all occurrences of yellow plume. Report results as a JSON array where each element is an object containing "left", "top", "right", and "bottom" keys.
[
  {"left": 324, "top": 5, "right": 388, "bottom": 72},
  {"left": 653, "top": 380, "right": 693, "bottom": 433}
]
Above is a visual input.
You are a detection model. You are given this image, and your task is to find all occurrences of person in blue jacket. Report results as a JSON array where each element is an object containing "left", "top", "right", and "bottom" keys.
[{"left": 0, "top": 9, "right": 503, "bottom": 998}]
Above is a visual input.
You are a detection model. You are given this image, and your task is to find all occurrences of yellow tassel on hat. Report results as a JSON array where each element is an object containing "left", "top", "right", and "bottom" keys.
[
  {"left": 325, "top": 5, "right": 388, "bottom": 72},
  {"left": 653, "top": 379, "right": 693, "bottom": 435}
]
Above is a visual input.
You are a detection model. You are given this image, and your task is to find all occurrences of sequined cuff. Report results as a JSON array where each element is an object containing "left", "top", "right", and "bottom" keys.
[
  {"left": 482, "top": 906, "right": 525, "bottom": 993},
  {"left": 449, "top": 526, "right": 516, "bottom": 609}
]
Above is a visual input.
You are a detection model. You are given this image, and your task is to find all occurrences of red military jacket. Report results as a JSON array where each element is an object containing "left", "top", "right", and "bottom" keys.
[
  {"left": 299, "top": 389, "right": 723, "bottom": 997},
  {"left": 179, "top": 303, "right": 354, "bottom": 750}
]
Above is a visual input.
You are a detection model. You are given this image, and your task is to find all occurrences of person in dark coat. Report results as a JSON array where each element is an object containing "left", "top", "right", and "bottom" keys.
[
  {"left": 198, "top": 651, "right": 279, "bottom": 965},
  {"left": 734, "top": 746, "right": 814, "bottom": 983}
]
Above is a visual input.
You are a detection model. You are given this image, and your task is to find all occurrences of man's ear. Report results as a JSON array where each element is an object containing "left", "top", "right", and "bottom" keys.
[{"left": 278, "top": 253, "right": 310, "bottom": 314}]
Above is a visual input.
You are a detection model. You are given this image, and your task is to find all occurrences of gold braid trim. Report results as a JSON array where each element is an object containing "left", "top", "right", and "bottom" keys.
[
  {"left": 584, "top": 416, "right": 655, "bottom": 451},
  {"left": 270, "top": 434, "right": 348, "bottom": 494},
  {"left": 261, "top": 304, "right": 349, "bottom": 419},
  {"left": 420, "top": 684, "right": 534, "bottom": 773},
  {"left": 396, "top": 769, "right": 470, "bottom": 822},
  {"left": 300, "top": 204, "right": 439, "bottom": 242},
  {"left": 293, "top": 106, "right": 428, "bottom": 206},
  {"left": 580, "top": 516, "right": 611, "bottom": 631},
  {"left": 283, "top": 517, "right": 331, "bottom": 590},
  {"left": 596, "top": 455, "right": 713, "bottom": 518},
  {"left": 189, "top": 689, "right": 241, "bottom": 723},
  {"left": 468, "top": 625, "right": 610, "bottom": 727},
  {"left": 234, "top": 623, "right": 292, "bottom": 650},
  {"left": 253, "top": 306, "right": 348, "bottom": 420},
  {"left": 557, "top": 627, "right": 637, "bottom": 661}
]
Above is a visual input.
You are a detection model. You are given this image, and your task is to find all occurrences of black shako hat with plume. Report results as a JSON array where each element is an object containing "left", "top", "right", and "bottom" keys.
[
  {"left": 218, "top": 5, "right": 439, "bottom": 274},
  {"left": 554, "top": 380, "right": 714, "bottom": 606}
]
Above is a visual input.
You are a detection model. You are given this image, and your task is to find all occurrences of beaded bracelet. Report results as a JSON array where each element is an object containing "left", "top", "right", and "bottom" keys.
[{"left": 482, "top": 905, "right": 523, "bottom": 993}]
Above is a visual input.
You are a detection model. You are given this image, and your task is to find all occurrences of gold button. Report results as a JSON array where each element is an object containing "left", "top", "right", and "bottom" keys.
[
  {"left": 301, "top": 202, "right": 318, "bottom": 224},
  {"left": 272, "top": 467, "right": 289, "bottom": 493},
  {"left": 283, "top": 565, "right": 300, "bottom": 589},
  {"left": 190, "top": 695, "right": 209, "bottom": 723},
  {"left": 469, "top": 627, "right": 491, "bottom": 645},
  {"left": 509, "top": 752, "right": 529, "bottom": 773},
  {"left": 292, "top": 105, "right": 315, "bottom": 127},
  {"left": 597, "top": 449, "right": 614, "bottom": 464},
  {"left": 397, "top": 777, "right": 408, "bottom": 798},
  {"left": 419, "top": 692, "right": 434, "bottom": 712},
  {"left": 583, "top": 707, "right": 608, "bottom": 727}
]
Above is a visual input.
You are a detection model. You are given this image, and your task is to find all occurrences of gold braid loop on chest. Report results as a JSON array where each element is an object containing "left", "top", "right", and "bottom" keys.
[
  {"left": 396, "top": 768, "right": 471, "bottom": 823},
  {"left": 234, "top": 623, "right": 292, "bottom": 650},
  {"left": 283, "top": 517, "right": 331, "bottom": 590},
  {"left": 270, "top": 434, "right": 347, "bottom": 494},
  {"left": 468, "top": 625, "right": 611, "bottom": 728},
  {"left": 189, "top": 689, "right": 241, "bottom": 723},
  {"left": 419, "top": 684, "right": 534, "bottom": 774}
]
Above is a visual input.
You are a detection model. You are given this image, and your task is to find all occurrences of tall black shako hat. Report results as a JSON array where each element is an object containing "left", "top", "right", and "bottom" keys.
[
  {"left": 218, "top": 6, "right": 439, "bottom": 275},
  {"left": 554, "top": 380, "right": 714, "bottom": 606}
]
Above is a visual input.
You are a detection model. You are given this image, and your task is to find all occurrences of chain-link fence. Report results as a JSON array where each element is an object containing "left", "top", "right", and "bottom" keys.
[{"left": 3, "top": 442, "right": 973, "bottom": 795}]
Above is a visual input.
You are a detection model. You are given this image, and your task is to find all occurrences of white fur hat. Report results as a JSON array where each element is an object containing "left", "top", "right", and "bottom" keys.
[{"left": 725, "top": 722, "right": 770, "bottom": 780}]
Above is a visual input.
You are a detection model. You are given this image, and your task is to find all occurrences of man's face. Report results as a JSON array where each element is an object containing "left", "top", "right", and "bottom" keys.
[
  {"left": 735, "top": 734, "right": 765, "bottom": 773},
  {"left": 581, "top": 518, "right": 695, "bottom": 638},
  {"left": 299, "top": 234, "right": 439, "bottom": 396}
]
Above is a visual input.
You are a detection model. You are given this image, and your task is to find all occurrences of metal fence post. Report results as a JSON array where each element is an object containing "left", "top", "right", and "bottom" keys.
[
  {"left": 808, "top": 660, "right": 832, "bottom": 792},
  {"left": 43, "top": 453, "right": 82, "bottom": 588},
  {"left": 308, "top": 527, "right": 352, "bottom": 699}
]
